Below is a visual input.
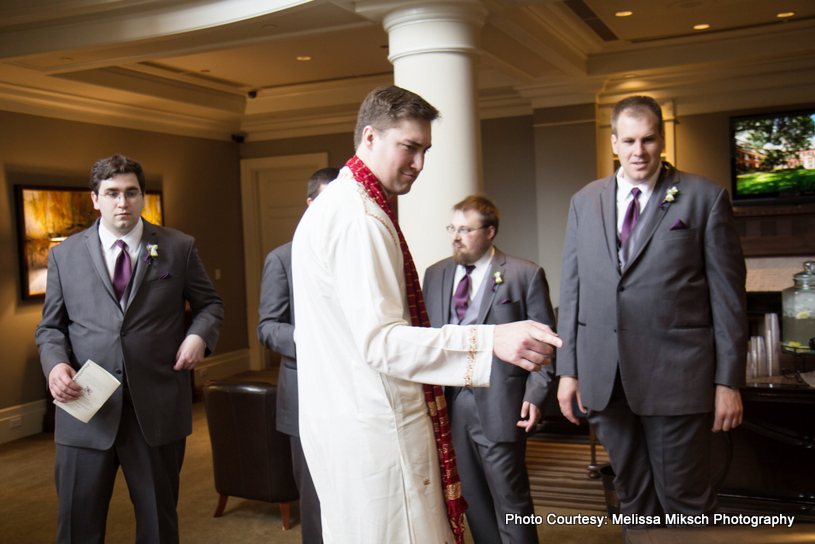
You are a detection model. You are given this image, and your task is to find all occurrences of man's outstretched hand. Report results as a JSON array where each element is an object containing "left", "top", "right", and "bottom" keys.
[{"left": 493, "top": 321, "right": 561, "bottom": 372}]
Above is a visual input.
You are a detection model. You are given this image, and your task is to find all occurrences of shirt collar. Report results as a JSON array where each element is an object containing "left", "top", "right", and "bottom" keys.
[
  {"left": 615, "top": 165, "right": 661, "bottom": 200},
  {"left": 98, "top": 217, "right": 143, "bottom": 251},
  {"left": 460, "top": 245, "right": 494, "bottom": 272}
]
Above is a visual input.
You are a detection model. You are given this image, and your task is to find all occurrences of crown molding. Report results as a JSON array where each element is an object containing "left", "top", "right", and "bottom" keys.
[
  {"left": 2, "top": 39, "right": 813, "bottom": 143},
  {"left": 0, "top": 81, "right": 238, "bottom": 140}
]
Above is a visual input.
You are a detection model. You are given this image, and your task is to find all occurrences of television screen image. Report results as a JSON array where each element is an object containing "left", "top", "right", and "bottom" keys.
[{"left": 730, "top": 109, "right": 815, "bottom": 204}]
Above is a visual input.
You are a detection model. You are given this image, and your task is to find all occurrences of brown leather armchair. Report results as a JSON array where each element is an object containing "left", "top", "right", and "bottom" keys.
[{"left": 203, "top": 381, "right": 299, "bottom": 529}]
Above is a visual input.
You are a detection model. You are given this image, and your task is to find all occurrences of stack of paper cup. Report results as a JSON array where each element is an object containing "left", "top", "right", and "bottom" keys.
[
  {"left": 747, "top": 336, "right": 766, "bottom": 379},
  {"left": 765, "top": 313, "right": 781, "bottom": 377}
]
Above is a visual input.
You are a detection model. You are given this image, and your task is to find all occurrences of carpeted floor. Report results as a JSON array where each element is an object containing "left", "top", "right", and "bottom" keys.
[{"left": 0, "top": 401, "right": 623, "bottom": 544}]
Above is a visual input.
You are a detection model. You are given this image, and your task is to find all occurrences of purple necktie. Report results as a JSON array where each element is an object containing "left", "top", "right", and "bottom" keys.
[
  {"left": 620, "top": 187, "right": 642, "bottom": 246},
  {"left": 453, "top": 265, "right": 476, "bottom": 321},
  {"left": 113, "top": 240, "right": 132, "bottom": 302}
]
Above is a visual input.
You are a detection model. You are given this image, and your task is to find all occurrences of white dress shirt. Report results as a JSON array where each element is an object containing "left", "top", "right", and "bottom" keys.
[
  {"left": 98, "top": 218, "right": 143, "bottom": 294},
  {"left": 451, "top": 245, "right": 495, "bottom": 305},
  {"left": 615, "top": 168, "right": 661, "bottom": 235}
]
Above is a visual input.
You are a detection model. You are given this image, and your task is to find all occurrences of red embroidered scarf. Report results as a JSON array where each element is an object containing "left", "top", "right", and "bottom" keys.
[{"left": 346, "top": 155, "right": 468, "bottom": 543}]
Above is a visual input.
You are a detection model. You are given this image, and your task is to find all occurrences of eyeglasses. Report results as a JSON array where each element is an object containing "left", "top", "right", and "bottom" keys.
[
  {"left": 99, "top": 190, "right": 142, "bottom": 202},
  {"left": 446, "top": 225, "right": 487, "bottom": 235}
]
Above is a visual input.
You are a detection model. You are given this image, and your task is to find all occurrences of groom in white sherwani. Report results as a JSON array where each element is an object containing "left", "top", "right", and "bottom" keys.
[{"left": 291, "top": 85, "right": 561, "bottom": 544}]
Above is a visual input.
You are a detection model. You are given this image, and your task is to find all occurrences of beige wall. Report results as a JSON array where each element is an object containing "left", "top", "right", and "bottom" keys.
[
  {"left": 242, "top": 132, "right": 355, "bottom": 167},
  {"left": 0, "top": 110, "right": 246, "bottom": 410},
  {"left": 674, "top": 111, "right": 731, "bottom": 191},
  {"left": 533, "top": 104, "right": 598, "bottom": 308},
  {"left": 481, "top": 115, "right": 539, "bottom": 264}
]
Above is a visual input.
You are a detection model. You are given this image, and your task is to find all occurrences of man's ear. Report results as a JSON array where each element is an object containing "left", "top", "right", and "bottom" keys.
[
  {"left": 362, "top": 125, "right": 377, "bottom": 148},
  {"left": 487, "top": 226, "right": 496, "bottom": 241},
  {"left": 91, "top": 191, "right": 100, "bottom": 211}
]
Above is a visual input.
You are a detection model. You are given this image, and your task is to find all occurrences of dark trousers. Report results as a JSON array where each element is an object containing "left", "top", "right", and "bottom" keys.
[
  {"left": 55, "top": 394, "right": 186, "bottom": 544},
  {"left": 290, "top": 434, "right": 322, "bottom": 543},
  {"left": 587, "top": 372, "right": 717, "bottom": 526},
  {"left": 448, "top": 388, "right": 539, "bottom": 544}
]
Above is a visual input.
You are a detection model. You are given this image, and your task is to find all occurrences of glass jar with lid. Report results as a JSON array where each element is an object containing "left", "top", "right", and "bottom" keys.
[{"left": 782, "top": 261, "right": 815, "bottom": 351}]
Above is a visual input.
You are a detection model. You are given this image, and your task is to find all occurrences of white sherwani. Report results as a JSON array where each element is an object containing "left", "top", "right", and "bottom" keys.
[{"left": 292, "top": 169, "right": 494, "bottom": 544}]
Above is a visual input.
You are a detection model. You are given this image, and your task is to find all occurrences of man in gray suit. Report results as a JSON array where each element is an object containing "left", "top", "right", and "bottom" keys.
[
  {"left": 258, "top": 166, "right": 337, "bottom": 544},
  {"left": 37, "top": 155, "right": 224, "bottom": 544},
  {"left": 557, "top": 96, "right": 747, "bottom": 523},
  {"left": 423, "top": 195, "right": 556, "bottom": 543}
]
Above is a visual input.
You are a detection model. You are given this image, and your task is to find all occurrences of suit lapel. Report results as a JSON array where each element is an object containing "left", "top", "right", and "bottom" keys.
[
  {"left": 599, "top": 175, "right": 620, "bottom": 274},
  {"left": 84, "top": 220, "right": 119, "bottom": 306},
  {"left": 441, "top": 259, "right": 456, "bottom": 324},
  {"left": 623, "top": 163, "right": 678, "bottom": 274},
  {"left": 477, "top": 247, "right": 504, "bottom": 324},
  {"left": 126, "top": 220, "right": 156, "bottom": 310}
]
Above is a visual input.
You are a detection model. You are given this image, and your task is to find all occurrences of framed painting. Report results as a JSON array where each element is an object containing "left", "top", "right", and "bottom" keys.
[{"left": 15, "top": 186, "right": 163, "bottom": 299}]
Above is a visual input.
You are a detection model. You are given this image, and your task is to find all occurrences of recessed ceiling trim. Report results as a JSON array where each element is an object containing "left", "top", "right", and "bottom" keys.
[
  {"left": 132, "top": 61, "right": 250, "bottom": 90},
  {"left": 0, "top": 0, "right": 314, "bottom": 60},
  {"left": 629, "top": 15, "right": 815, "bottom": 44},
  {"left": 54, "top": 66, "right": 247, "bottom": 113},
  {"left": 245, "top": 73, "right": 393, "bottom": 116},
  {"left": 562, "top": 0, "right": 618, "bottom": 42},
  {"left": 0, "top": 80, "right": 238, "bottom": 140},
  {"left": 486, "top": 11, "right": 588, "bottom": 78},
  {"left": 587, "top": 20, "right": 815, "bottom": 76}
]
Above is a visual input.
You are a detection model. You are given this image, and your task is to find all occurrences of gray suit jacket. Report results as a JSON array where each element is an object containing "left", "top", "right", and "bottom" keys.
[
  {"left": 257, "top": 242, "right": 299, "bottom": 437},
  {"left": 557, "top": 164, "right": 747, "bottom": 416},
  {"left": 37, "top": 218, "right": 224, "bottom": 449},
  {"left": 423, "top": 247, "right": 557, "bottom": 442}
]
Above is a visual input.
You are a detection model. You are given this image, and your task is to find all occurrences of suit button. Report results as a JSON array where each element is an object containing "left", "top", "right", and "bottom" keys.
[
  {"left": 115, "top": 369, "right": 122, "bottom": 375},
  {"left": 618, "top": 286, "right": 625, "bottom": 292},
  {"left": 121, "top": 331, "right": 127, "bottom": 337},
  {"left": 614, "top": 328, "right": 617, "bottom": 333}
]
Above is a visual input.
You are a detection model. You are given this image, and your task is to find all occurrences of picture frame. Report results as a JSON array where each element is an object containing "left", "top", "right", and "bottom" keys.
[{"left": 14, "top": 186, "right": 164, "bottom": 299}]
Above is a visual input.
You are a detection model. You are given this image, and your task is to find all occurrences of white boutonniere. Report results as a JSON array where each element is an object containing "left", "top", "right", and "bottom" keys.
[
  {"left": 492, "top": 271, "right": 504, "bottom": 292},
  {"left": 659, "top": 186, "right": 680, "bottom": 210},
  {"left": 144, "top": 243, "right": 158, "bottom": 263}
]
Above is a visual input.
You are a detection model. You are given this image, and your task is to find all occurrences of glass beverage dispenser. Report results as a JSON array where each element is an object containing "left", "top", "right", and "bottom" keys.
[{"left": 782, "top": 261, "right": 815, "bottom": 351}]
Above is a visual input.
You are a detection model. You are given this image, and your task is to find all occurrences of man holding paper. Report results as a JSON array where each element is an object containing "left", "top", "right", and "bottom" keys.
[{"left": 36, "top": 155, "right": 224, "bottom": 544}]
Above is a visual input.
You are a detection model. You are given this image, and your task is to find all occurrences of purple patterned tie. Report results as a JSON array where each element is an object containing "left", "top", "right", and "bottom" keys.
[
  {"left": 113, "top": 240, "right": 132, "bottom": 301},
  {"left": 620, "top": 187, "right": 642, "bottom": 246},
  {"left": 453, "top": 265, "right": 475, "bottom": 321}
]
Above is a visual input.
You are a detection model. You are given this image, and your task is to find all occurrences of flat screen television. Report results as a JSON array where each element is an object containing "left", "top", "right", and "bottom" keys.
[{"left": 730, "top": 108, "right": 815, "bottom": 206}]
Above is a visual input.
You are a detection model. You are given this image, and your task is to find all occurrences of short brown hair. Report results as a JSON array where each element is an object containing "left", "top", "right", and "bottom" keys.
[
  {"left": 611, "top": 95, "right": 664, "bottom": 136},
  {"left": 453, "top": 195, "right": 500, "bottom": 236},
  {"left": 354, "top": 86, "right": 440, "bottom": 148},
  {"left": 307, "top": 167, "right": 339, "bottom": 200},
  {"left": 90, "top": 155, "right": 145, "bottom": 194}
]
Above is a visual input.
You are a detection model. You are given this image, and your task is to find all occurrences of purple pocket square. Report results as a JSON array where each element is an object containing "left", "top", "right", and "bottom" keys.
[
  {"left": 499, "top": 298, "right": 511, "bottom": 305},
  {"left": 669, "top": 219, "right": 688, "bottom": 231},
  {"left": 159, "top": 272, "right": 171, "bottom": 280}
]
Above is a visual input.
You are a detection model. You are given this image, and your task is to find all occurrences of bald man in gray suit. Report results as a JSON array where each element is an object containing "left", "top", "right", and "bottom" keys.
[
  {"left": 557, "top": 96, "right": 747, "bottom": 525},
  {"left": 37, "top": 155, "right": 223, "bottom": 544}
]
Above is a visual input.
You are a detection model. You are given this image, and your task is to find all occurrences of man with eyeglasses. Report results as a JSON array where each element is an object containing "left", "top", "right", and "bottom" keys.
[
  {"left": 422, "top": 195, "right": 556, "bottom": 543},
  {"left": 37, "top": 154, "right": 224, "bottom": 543}
]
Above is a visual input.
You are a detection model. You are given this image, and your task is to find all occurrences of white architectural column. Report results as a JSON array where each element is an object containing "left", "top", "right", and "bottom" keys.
[{"left": 378, "top": 1, "right": 488, "bottom": 276}]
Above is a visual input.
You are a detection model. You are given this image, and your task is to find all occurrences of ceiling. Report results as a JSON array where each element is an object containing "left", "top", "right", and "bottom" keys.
[{"left": 0, "top": 0, "right": 813, "bottom": 141}]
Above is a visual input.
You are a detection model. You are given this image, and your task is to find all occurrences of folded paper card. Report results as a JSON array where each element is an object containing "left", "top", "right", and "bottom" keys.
[{"left": 53, "top": 360, "right": 121, "bottom": 423}]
